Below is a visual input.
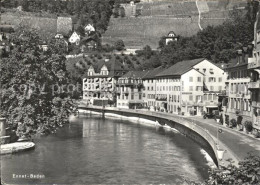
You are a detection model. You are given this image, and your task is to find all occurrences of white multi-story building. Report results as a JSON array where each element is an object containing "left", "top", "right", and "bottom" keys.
[
  {"left": 83, "top": 59, "right": 128, "bottom": 106},
  {"left": 142, "top": 67, "right": 164, "bottom": 110},
  {"left": 116, "top": 71, "right": 147, "bottom": 109},
  {"left": 155, "top": 58, "right": 227, "bottom": 116}
]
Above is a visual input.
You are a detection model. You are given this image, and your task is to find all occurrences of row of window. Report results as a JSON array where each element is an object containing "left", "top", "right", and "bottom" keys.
[
  {"left": 118, "top": 79, "right": 142, "bottom": 84},
  {"left": 188, "top": 95, "right": 203, "bottom": 101},
  {"left": 147, "top": 94, "right": 156, "bottom": 99},
  {"left": 230, "top": 98, "right": 251, "bottom": 112},
  {"left": 205, "top": 86, "right": 222, "bottom": 91},
  {"left": 118, "top": 87, "right": 141, "bottom": 92},
  {"left": 156, "top": 78, "right": 180, "bottom": 83},
  {"left": 188, "top": 77, "right": 222, "bottom": 82},
  {"left": 157, "top": 86, "right": 181, "bottom": 91},
  {"left": 204, "top": 94, "right": 218, "bottom": 101},
  {"left": 118, "top": 93, "right": 142, "bottom": 100},
  {"left": 146, "top": 86, "right": 154, "bottom": 91},
  {"left": 148, "top": 101, "right": 155, "bottom": 106},
  {"left": 229, "top": 70, "right": 249, "bottom": 79},
  {"left": 230, "top": 83, "right": 249, "bottom": 95},
  {"left": 196, "top": 68, "right": 214, "bottom": 74}
]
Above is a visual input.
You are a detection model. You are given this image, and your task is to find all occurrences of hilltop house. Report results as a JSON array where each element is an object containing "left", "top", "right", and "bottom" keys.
[
  {"left": 165, "top": 31, "right": 179, "bottom": 45},
  {"left": 69, "top": 31, "right": 81, "bottom": 45},
  {"left": 84, "top": 24, "right": 95, "bottom": 36},
  {"left": 80, "top": 37, "right": 97, "bottom": 52},
  {"left": 83, "top": 59, "right": 128, "bottom": 106},
  {"left": 39, "top": 40, "right": 48, "bottom": 51}
]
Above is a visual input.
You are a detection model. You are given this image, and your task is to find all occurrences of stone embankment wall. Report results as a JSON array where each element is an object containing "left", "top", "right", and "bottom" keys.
[{"left": 79, "top": 107, "right": 220, "bottom": 167}]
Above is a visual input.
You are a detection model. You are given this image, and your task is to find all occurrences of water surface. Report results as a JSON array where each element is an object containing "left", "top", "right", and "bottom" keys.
[{"left": 1, "top": 115, "right": 210, "bottom": 184}]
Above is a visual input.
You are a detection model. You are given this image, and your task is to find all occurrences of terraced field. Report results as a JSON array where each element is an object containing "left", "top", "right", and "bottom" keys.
[
  {"left": 1, "top": 13, "right": 57, "bottom": 38},
  {"left": 102, "top": 16, "right": 200, "bottom": 49},
  {"left": 103, "top": 0, "right": 247, "bottom": 49}
]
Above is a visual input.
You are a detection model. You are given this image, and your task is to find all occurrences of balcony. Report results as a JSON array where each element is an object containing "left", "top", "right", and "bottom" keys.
[
  {"left": 248, "top": 81, "right": 260, "bottom": 89},
  {"left": 248, "top": 57, "right": 260, "bottom": 69}
]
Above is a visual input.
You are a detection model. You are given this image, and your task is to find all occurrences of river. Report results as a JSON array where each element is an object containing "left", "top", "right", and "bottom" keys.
[{"left": 1, "top": 115, "right": 212, "bottom": 184}]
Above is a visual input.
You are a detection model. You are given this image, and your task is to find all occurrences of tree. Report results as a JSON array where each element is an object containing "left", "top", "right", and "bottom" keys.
[
  {"left": 66, "top": 0, "right": 74, "bottom": 15},
  {"left": 76, "top": 25, "right": 85, "bottom": 37},
  {"left": 113, "top": 3, "right": 120, "bottom": 18},
  {"left": 114, "top": 39, "right": 125, "bottom": 51},
  {"left": 157, "top": 1, "right": 258, "bottom": 66},
  {"left": 207, "top": 153, "right": 260, "bottom": 185},
  {"left": 0, "top": 27, "right": 76, "bottom": 137}
]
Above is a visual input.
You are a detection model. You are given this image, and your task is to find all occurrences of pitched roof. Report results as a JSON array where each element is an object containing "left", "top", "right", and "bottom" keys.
[
  {"left": 120, "top": 70, "right": 148, "bottom": 79},
  {"left": 224, "top": 57, "right": 248, "bottom": 70},
  {"left": 88, "top": 58, "right": 128, "bottom": 78},
  {"left": 167, "top": 31, "right": 177, "bottom": 37},
  {"left": 142, "top": 66, "right": 165, "bottom": 79},
  {"left": 156, "top": 58, "right": 205, "bottom": 77}
]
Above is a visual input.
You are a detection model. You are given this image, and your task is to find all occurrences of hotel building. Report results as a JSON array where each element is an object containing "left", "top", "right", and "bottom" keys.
[
  {"left": 116, "top": 71, "right": 147, "bottom": 108},
  {"left": 155, "top": 58, "right": 227, "bottom": 116},
  {"left": 83, "top": 59, "right": 128, "bottom": 106}
]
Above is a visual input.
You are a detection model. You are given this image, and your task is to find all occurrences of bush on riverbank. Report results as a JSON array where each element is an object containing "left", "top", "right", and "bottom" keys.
[{"left": 206, "top": 153, "right": 260, "bottom": 185}]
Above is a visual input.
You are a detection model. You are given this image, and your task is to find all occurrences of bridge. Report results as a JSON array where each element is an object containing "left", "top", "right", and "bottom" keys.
[{"left": 78, "top": 105, "right": 230, "bottom": 168}]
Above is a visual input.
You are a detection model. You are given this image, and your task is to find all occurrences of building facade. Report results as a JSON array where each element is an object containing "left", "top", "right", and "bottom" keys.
[
  {"left": 155, "top": 58, "right": 227, "bottom": 116},
  {"left": 142, "top": 67, "right": 164, "bottom": 111},
  {"left": 165, "top": 31, "right": 179, "bottom": 45},
  {"left": 116, "top": 71, "right": 147, "bottom": 109},
  {"left": 83, "top": 59, "right": 128, "bottom": 106},
  {"left": 69, "top": 31, "right": 80, "bottom": 45},
  {"left": 223, "top": 50, "right": 252, "bottom": 125},
  {"left": 248, "top": 10, "right": 260, "bottom": 130}
]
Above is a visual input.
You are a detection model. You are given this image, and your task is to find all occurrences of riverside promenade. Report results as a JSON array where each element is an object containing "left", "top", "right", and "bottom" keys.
[{"left": 78, "top": 104, "right": 260, "bottom": 168}]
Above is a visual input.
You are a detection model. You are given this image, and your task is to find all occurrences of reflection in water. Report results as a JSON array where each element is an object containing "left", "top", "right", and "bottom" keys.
[{"left": 1, "top": 115, "right": 209, "bottom": 184}]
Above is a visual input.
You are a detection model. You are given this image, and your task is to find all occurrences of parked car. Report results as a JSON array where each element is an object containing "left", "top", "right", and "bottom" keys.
[
  {"left": 203, "top": 112, "right": 215, "bottom": 119},
  {"left": 203, "top": 110, "right": 220, "bottom": 120}
]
